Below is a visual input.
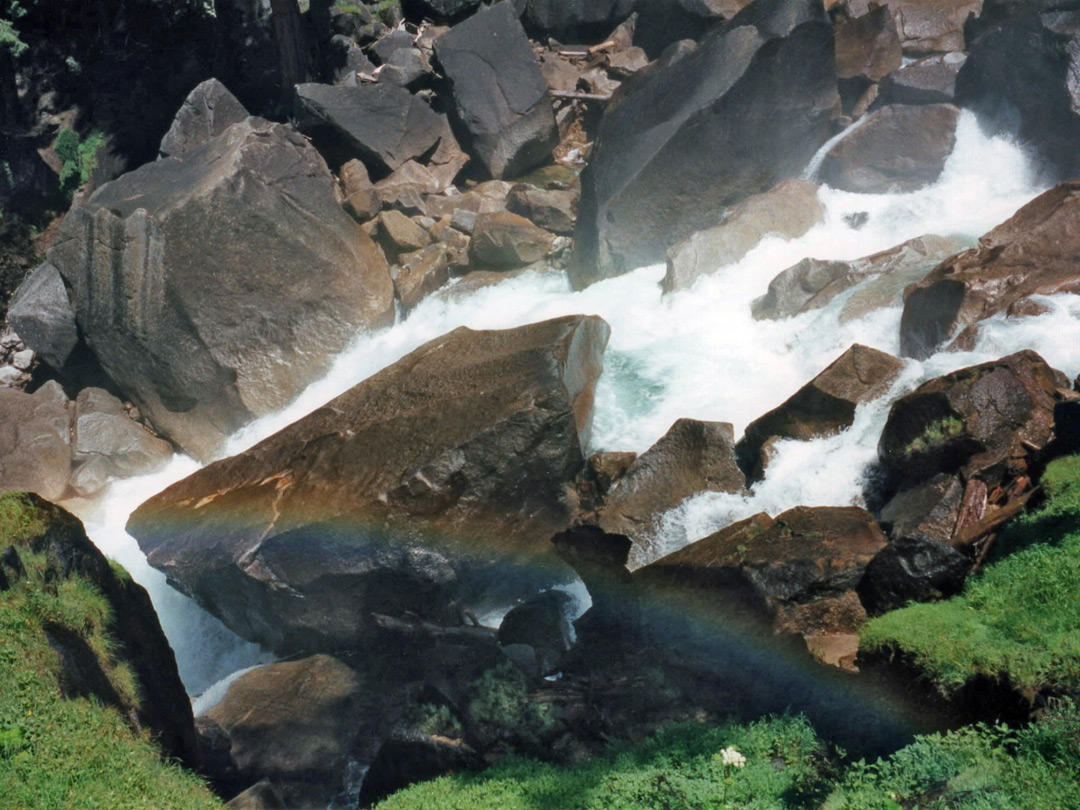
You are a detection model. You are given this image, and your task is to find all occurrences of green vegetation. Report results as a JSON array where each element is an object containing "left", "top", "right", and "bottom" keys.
[
  {"left": 0, "top": 493, "right": 221, "bottom": 810},
  {"left": 0, "top": 1, "right": 28, "bottom": 57},
  {"left": 467, "top": 661, "right": 558, "bottom": 751},
  {"left": 861, "top": 454, "right": 1080, "bottom": 695},
  {"left": 375, "top": 715, "right": 830, "bottom": 810},
  {"left": 824, "top": 699, "right": 1080, "bottom": 810},
  {"left": 903, "top": 415, "right": 964, "bottom": 456},
  {"left": 53, "top": 127, "right": 105, "bottom": 196}
]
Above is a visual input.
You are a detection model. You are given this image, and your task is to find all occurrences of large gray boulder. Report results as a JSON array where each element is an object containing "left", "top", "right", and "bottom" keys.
[
  {"left": 569, "top": 0, "right": 838, "bottom": 288},
  {"left": 6, "top": 262, "right": 78, "bottom": 370},
  {"left": 294, "top": 82, "right": 445, "bottom": 173},
  {"left": 158, "top": 78, "right": 249, "bottom": 159},
  {"left": 48, "top": 117, "right": 395, "bottom": 461},
  {"left": 127, "top": 316, "right": 610, "bottom": 655},
  {"left": 522, "top": 0, "right": 636, "bottom": 36},
  {"left": 0, "top": 386, "right": 71, "bottom": 501},
  {"left": 433, "top": 1, "right": 559, "bottom": 179}
]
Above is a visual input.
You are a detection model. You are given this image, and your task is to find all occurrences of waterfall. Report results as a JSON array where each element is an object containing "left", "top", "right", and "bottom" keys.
[{"left": 71, "top": 110, "right": 1079, "bottom": 695}]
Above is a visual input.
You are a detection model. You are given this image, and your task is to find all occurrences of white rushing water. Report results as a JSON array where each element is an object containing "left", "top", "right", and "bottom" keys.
[{"left": 68, "top": 111, "right": 1080, "bottom": 693}]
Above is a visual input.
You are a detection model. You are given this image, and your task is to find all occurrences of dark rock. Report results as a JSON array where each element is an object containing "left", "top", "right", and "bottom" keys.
[
  {"left": 879, "top": 473, "right": 965, "bottom": 546},
  {"left": 12, "top": 495, "right": 197, "bottom": 765},
  {"left": 599, "top": 419, "right": 745, "bottom": 567},
  {"left": 522, "top": 0, "right": 636, "bottom": 37},
  {"left": 294, "top": 82, "right": 444, "bottom": 173},
  {"left": 878, "top": 350, "right": 1061, "bottom": 489},
  {"left": 736, "top": 345, "right": 904, "bottom": 482},
  {"left": 570, "top": 0, "right": 838, "bottom": 288},
  {"left": 497, "top": 589, "right": 572, "bottom": 673},
  {"left": 634, "top": 0, "right": 739, "bottom": 58},
  {"left": 635, "top": 506, "right": 888, "bottom": 627},
  {"left": 876, "top": 52, "right": 966, "bottom": 106},
  {"left": 858, "top": 534, "right": 970, "bottom": 613},
  {"left": 128, "top": 316, "right": 610, "bottom": 655},
  {"left": 70, "top": 388, "right": 172, "bottom": 494},
  {"left": 834, "top": 5, "right": 902, "bottom": 82},
  {"left": 1006, "top": 296, "right": 1053, "bottom": 319},
  {"left": 158, "top": 79, "right": 249, "bottom": 159},
  {"left": 0, "top": 387, "right": 71, "bottom": 500},
  {"left": 225, "top": 779, "right": 287, "bottom": 810},
  {"left": 506, "top": 185, "right": 577, "bottom": 234},
  {"left": 900, "top": 180, "right": 1080, "bottom": 359},
  {"left": 752, "top": 233, "right": 968, "bottom": 321},
  {"left": 663, "top": 179, "right": 824, "bottom": 293},
  {"left": 433, "top": 1, "right": 559, "bottom": 179},
  {"left": 200, "top": 655, "right": 371, "bottom": 809},
  {"left": 393, "top": 245, "right": 451, "bottom": 311},
  {"left": 48, "top": 118, "right": 395, "bottom": 461},
  {"left": 890, "top": 0, "right": 981, "bottom": 54},
  {"left": 607, "top": 46, "right": 651, "bottom": 78},
  {"left": 819, "top": 103, "right": 960, "bottom": 193},
  {"left": 956, "top": 11, "right": 1080, "bottom": 182},
  {"left": 372, "top": 29, "right": 416, "bottom": 64},
  {"left": 358, "top": 733, "right": 482, "bottom": 807},
  {"left": 469, "top": 211, "right": 555, "bottom": 266},
  {"left": 340, "top": 159, "right": 382, "bottom": 222},
  {"left": 6, "top": 262, "right": 78, "bottom": 370},
  {"left": 328, "top": 35, "right": 379, "bottom": 86},
  {"left": 381, "top": 48, "right": 434, "bottom": 87},
  {"left": 407, "top": 0, "right": 483, "bottom": 22}
]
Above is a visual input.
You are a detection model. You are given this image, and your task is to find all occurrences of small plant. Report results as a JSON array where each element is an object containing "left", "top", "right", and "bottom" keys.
[
  {"left": 712, "top": 746, "right": 746, "bottom": 809},
  {"left": 904, "top": 415, "right": 964, "bottom": 456},
  {"left": 406, "top": 702, "right": 464, "bottom": 739},
  {"left": 53, "top": 127, "right": 105, "bottom": 196}
]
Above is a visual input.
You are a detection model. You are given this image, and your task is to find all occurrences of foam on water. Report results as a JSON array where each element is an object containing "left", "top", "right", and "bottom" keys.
[{"left": 75, "top": 110, "right": 1079, "bottom": 691}]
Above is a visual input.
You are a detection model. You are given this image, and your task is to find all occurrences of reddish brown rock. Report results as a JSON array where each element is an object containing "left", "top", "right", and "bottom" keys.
[
  {"left": 736, "top": 344, "right": 904, "bottom": 482},
  {"left": 469, "top": 211, "right": 555, "bottom": 267},
  {"left": 890, "top": 0, "right": 981, "bottom": 54},
  {"left": 599, "top": 419, "right": 746, "bottom": 568},
  {"left": 834, "top": 5, "right": 902, "bottom": 82},
  {"left": 901, "top": 181, "right": 1080, "bottom": 359},
  {"left": 393, "top": 245, "right": 450, "bottom": 312},
  {"left": 340, "top": 159, "right": 381, "bottom": 222}
]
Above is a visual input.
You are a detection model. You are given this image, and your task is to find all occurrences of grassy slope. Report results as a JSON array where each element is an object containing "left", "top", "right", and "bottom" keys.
[
  {"left": 0, "top": 493, "right": 220, "bottom": 810},
  {"left": 860, "top": 454, "right": 1080, "bottom": 694}
]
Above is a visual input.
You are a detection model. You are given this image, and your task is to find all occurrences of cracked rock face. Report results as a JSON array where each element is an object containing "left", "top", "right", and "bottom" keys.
[
  {"left": 127, "top": 315, "right": 610, "bottom": 655},
  {"left": 48, "top": 117, "right": 395, "bottom": 461}
]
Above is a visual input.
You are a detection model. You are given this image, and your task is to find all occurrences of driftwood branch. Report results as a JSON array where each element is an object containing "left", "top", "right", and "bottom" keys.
[{"left": 549, "top": 89, "right": 612, "bottom": 102}]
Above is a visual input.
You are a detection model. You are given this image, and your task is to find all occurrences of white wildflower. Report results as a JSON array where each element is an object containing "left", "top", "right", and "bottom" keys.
[{"left": 719, "top": 746, "right": 746, "bottom": 768}]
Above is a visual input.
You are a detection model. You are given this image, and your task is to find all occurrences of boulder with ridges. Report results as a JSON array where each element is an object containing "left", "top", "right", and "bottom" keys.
[
  {"left": 158, "top": 78, "right": 249, "bottom": 159},
  {"left": 48, "top": 117, "right": 395, "bottom": 461},
  {"left": 735, "top": 344, "right": 904, "bottom": 482},
  {"left": 900, "top": 180, "right": 1080, "bottom": 359},
  {"left": 127, "top": 316, "right": 610, "bottom": 655},
  {"left": 599, "top": 419, "right": 745, "bottom": 568},
  {"left": 433, "top": 1, "right": 559, "bottom": 179},
  {"left": 569, "top": 0, "right": 837, "bottom": 288}
]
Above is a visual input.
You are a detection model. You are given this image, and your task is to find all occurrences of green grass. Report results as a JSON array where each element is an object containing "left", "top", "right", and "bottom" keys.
[
  {"left": 903, "top": 415, "right": 965, "bottom": 456},
  {"left": 0, "top": 494, "right": 220, "bottom": 810},
  {"left": 824, "top": 698, "right": 1080, "bottom": 810},
  {"left": 375, "top": 714, "right": 831, "bottom": 810},
  {"left": 860, "top": 454, "right": 1080, "bottom": 694}
]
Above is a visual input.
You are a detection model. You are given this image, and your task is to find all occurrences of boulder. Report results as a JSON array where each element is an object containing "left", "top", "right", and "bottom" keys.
[
  {"left": 340, "top": 159, "right": 381, "bottom": 222},
  {"left": 48, "top": 118, "right": 395, "bottom": 461},
  {"left": 569, "top": 0, "right": 838, "bottom": 288},
  {"left": 752, "top": 233, "right": 969, "bottom": 321},
  {"left": 634, "top": 0, "right": 741, "bottom": 58},
  {"left": 890, "top": 0, "right": 981, "bottom": 54},
  {"left": 819, "top": 103, "right": 960, "bottom": 193},
  {"left": 71, "top": 388, "right": 173, "bottom": 483},
  {"left": 199, "top": 655, "right": 372, "bottom": 809},
  {"left": 358, "top": 734, "right": 482, "bottom": 807},
  {"left": 878, "top": 350, "right": 1062, "bottom": 490},
  {"left": 834, "top": 5, "right": 902, "bottom": 82},
  {"left": 6, "top": 262, "right": 78, "bottom": 370},
  {"left": 0, "top": 387, "right": 71, "bottom": 501},
  {"left": 374, "top": 160, "right": 443, "bottom": 213},
  {"left": 585, "top": 450, "right": 637, "bottom": 496},
  {"left": 433, "top": 2, "right": 559, "bottom": 179},
  {"left": 599, "top": 419, "right": 746, "bottom": 567},
  {"left": 880, "top": 473, "right": 965, "bottom": 546},
  {"left": 469, "top": 211, "right": 555, "bottom": 266},
  {"left": 876, "top": 52, "right": 966, "bottom": 105},
  {"left": 158, "top": 79, "right": 249, "bottom": 159},
  {"left": 425, "top": 180, "right": 514, "bottom": 220},
  {"left": 956, "top": 10, "right": 1080, "bottom": 181},
  {"left": 735, "top": 345, "right": 904, "bottom": 482},
  {"left": 635, "top": 506, "right": 887, "bottom": 628},
  {"left": 128, "top": 316, "right": 610, "bottom": 655},
  {"left": 497, "top": 590, "right": 572, "bottom": 673},
  {"left": 393, "top": 245, "right": 450, "bottom": 311},
  {"left": 328, "top": 35, "right": 378, "bottom": 85},
  {"left": 900, "top": 180, "right": 1080, "bottom": 359},
  {"left": 381, "top": 47, "right": 434, "bottom": 88},
  {"left": 522, "top": 0, "right": 636, "bottom": 37},
  {"left": 410, "top": 0, "right": 483, "bottom": 20},
  {"left": 858, "top": 534, "right": 971, "bottom": 613},
  {"left": 663, "top": 179, "right": 824, "bottom": 293},
  {"left": 294, "top": 82, "right": 444, "bottom": 172},
  {"left": 506, "top": 185, "right": 577, "bottom": 234},
  {"left": 378, "top": 209, "right": 433, "bottom": 256}
]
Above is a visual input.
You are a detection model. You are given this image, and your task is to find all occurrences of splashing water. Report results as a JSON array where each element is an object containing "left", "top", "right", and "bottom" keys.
[{"left": 72, "top": 111, "right": 1080, "bottom": 692}]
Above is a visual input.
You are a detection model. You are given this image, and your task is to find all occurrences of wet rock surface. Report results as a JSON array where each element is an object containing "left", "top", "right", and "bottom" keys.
[{"left": 128, "top": 316, "right": 610, "bottom": 655}]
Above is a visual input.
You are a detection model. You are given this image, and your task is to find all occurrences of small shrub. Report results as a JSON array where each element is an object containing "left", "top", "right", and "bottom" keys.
[
  {"left": 903, "top": 415, "right": 964, "bottom": 456},
  {"left": 53, "top": 127, "right": 104, "bottom": 195}
]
